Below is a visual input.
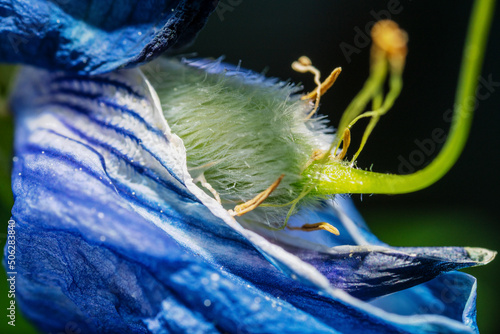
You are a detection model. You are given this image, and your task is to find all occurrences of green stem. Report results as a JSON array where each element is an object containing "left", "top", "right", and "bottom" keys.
[
  {"left": 350, "top": 72, "right": 403, "bottom": 162},
  {"left": 311, "top": 0, "right": 495, "bottom": 195},
  {"left": 337, "top": 59, "right": 388, "bottom": 135}
]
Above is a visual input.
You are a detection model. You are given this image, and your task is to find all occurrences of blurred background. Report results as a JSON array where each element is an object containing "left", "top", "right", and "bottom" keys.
[{"left": 1, "top": 0, "right": 499, "bottom": 333}]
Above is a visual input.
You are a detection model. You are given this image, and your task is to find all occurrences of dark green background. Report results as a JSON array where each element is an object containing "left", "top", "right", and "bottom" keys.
[{"left": 1, "top": 0, "right": 499, "bottom": 333}]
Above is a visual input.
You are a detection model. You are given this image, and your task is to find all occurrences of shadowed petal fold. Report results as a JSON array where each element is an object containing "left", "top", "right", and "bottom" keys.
[
  {"left": 7, "top": 65, "right": 493, "bottom": 333},
  {"left": 370, "top": 272, "right": 480, "bottom": 334},
  {"left": 0, "top": 1, "right": 218, "bottom": 74},
  {"left": 250, "top": 200, "right": 495, "bottom": 300}
]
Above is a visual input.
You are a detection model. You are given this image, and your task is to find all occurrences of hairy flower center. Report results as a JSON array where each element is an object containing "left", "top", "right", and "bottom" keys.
[{"left": 150, "top": 58, "right": 334, "bottom": 228}]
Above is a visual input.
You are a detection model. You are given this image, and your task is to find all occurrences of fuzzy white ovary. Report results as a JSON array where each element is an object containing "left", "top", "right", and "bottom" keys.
[{"left": 148, "top": 58, "right": 334, "bottom": 228}]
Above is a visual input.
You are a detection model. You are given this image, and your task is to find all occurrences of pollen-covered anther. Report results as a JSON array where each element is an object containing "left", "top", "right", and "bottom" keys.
[
  {"left": 371, "top": 20, "right": 408, "bottom": 70},
  {"left": 288, "top": 222, "right": 340, "bottom": 236},
  {"left": 229, "top": 174, "right": 285, "bottom": 217},
  {"left": 292, "top": 56, "right": 342, "bottom": 120}
]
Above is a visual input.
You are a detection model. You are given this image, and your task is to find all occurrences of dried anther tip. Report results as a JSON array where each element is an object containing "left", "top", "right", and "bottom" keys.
[
  {"left": 310, "top": 149, "right": 326, "bottom": 161},
  {"left": 303, "top": 67, "right": 342, "bottom": 101},
  {"left": 291, "top": 56, "right": 318, "bottom": 74},
  {"left": 288, "top": 222, "right": 340, "bottom": 236},
  {"left": 335, "top": 128, "right": 351, "bottom": 160},
  {"left": 298, "top": 56, "right": 312, "bottom": 66},
  {"left": 303, "top": 149, "right": 327, "bottom": 170},
  {"left": 292, "top": 56, "right": 342, "bottom": 120},
  {"left": 229, "top": 174, "right": 285, "bottom": 217}
]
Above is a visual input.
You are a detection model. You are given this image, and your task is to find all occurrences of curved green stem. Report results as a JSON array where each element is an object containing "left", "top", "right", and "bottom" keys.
[
  {"left": 337, "top": 59, "right": 388, "bottom": 135},
  {"left": 311, "top": 0, "right": 495, "bottom": 195},
  {"left": 350, "top": 72, "right": 403, "bottom": 162}
]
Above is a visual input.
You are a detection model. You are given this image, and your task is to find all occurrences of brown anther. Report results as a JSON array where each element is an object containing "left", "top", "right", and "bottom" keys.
[
  {"left": 303, "top": 149, "right": 327, "bottom": 170},
  {"left": 229, "top": 174, "right": 285, "bottom": 216},
  {"left": 302, "top": 67, "right": 342, "bottom": 101},
  {"left": 288, "top": 222, "right": 340, "bottom": 236},
  {"left": 335, "top": 128, "right": 351, "bottom": 160},
  {"left": 291, "top": 56, "right": 318, "bottom": 74},
  {"left": 371, "top": 20, "right": 408, "bottom": 69},
  {"left": 310, "top": 149, "right": 325, "bottom": 161},
  {"left": 292, "top": 56, "right": 342, "bottom": 120},
  {"left": 298, "top": 56, "right": 312, "bottom": 67}
]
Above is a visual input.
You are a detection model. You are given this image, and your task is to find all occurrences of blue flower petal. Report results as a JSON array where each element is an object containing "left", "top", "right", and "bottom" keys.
[
  {"left": 277, "top": 243, "right": 490, "bottom": 300},
  {"left": 248, "top": 200, "right": 494, "bottom": 300},
  {"left": 370, "top": 272, "right": 479, "bottom": 333},
  {"left": 14, "top": 221, "right": 341, "bottom": 333},
  {"left": 7, "top": 65, "right": 492, "bottom": 333},
  {"left": 0, "top": 1, "right": 218, "bottom": 74},
  {"left": 9, "top": 66, "right": 338, "bottom": 333}
]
